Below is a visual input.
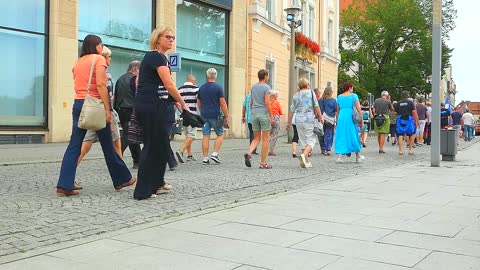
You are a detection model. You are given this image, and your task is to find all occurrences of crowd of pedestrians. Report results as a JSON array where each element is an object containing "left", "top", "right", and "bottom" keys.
[{"left": 55, "top": 26, "right": 476, "bottom": 200}]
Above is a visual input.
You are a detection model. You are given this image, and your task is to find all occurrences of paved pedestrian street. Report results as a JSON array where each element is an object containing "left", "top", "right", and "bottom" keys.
[{"left": 0, "top": 138, "right": 479, "bottom": 269}]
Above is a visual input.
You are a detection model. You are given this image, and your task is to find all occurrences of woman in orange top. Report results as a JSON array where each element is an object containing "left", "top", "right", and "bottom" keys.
[
  {"left": 268, "top": 90, "right": 283, "bottom": 156},
  {"left": 56, "top": 34, "right": 136, "bottom": 196}
]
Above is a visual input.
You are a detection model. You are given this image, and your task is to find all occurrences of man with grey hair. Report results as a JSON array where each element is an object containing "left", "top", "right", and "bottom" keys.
[
  {"left": 372, "top": 90, "right": 392, "bottom": 153},
  {"left": 197, "top": 68, "right": 230, "bottom": 164},
  {"left": 114, "top": 60, "right": 141, "bottom": 169}
]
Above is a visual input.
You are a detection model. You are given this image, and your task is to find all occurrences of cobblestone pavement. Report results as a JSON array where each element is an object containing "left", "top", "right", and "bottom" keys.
[{"left": 0, "top": 136, "right": 476, "bottom": 257}]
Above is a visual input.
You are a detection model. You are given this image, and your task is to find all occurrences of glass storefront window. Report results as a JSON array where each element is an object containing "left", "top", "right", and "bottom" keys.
[
  {"left": 0, "top": 0, "right": 46, "bottom": 127},
  {"left": 176, "top": 0, "right": 228, "bottom": 95},
  {"left": 79, "top": 0, "right": 152, "bottom": 51},
  {"left": 0, "top": 29, "right": 45, "bottom": 126},
  {"left": 177, "top": 1, "right": 227, "bottom": 66},
  {"left": 0, "top": 0, "right": 46, "bottom": 33}
]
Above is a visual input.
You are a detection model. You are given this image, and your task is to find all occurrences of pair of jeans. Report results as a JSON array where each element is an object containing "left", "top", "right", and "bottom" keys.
[
  {"left": 118, "top": 108, "right": 141, "bottom": 164},
  {"left": 464, "top": 125, "right": 473, "bottom": 141},
  {"left": 57, "top": 99, "right": 132, "bottom": 191},
  {"left": 321, "top": 123, "right": 335, "bottom": 152},
  {"left": 134, "top": 100, "right": 173, "bottom": 200}
]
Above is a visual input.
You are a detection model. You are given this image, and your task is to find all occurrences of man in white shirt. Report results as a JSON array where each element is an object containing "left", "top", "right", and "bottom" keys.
[
  {"left": 462, "top": 109, "right": 475, "bottom": 141},
  {"left": 176, "top": 75, "right": 199, "bottom": 162}
]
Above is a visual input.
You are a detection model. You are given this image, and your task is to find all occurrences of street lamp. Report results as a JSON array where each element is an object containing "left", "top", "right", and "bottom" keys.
[
  {"left": 431, "top": 0, "right": 442, "bottom": 167},
  {"left": 284, "top": 6, "right": 302, "bottom": 142}
]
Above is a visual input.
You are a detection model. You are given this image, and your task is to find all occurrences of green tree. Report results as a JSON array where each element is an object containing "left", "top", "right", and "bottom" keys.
[{"left": 340, "top": 0, "right": 454, "bottom": 100}]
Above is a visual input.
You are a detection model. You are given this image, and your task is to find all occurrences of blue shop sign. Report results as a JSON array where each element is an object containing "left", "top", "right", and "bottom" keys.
[{"left": 169, "top": 53, "right": 181, "bottom": 72}]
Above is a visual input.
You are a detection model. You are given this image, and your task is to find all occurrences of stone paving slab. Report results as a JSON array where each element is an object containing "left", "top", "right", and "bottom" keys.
[
  {"left": 111, "top": 227, "right": 340, "bottom": 270},
  {"left": 0, "top": 139, "right": 479, "bottom": 269},
  {"left": 415, "top": 251, "right": 480, "bottom": 270}
]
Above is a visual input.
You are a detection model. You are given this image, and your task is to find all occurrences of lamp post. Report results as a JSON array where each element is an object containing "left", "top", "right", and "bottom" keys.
[
  {"left": 284, "top": 6, "right": 302, "bottom": 142},
  {"left": 431, "top": 0, "right": 442, "bottom": 167}
]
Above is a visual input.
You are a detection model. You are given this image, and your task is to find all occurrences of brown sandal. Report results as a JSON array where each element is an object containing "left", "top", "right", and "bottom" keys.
[
  {"left": 115, "top": 177, "right": 137, "bottom": 191},
  {"left": 259, "top": 163, "right": 272, "bottom": 169}
]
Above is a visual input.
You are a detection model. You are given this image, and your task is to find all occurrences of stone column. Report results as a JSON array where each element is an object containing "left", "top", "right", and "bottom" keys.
[
  {"left": 46, "top": 0, "right": 79, "bottom": 142},
  {"left": 228, "top": 1, "right": 248, "bottom": 138}
]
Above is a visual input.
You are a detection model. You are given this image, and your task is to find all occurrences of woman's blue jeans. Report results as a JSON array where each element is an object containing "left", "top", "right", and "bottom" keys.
[{"left": 57, "top": 99, "right": 132, "bottom": 191}]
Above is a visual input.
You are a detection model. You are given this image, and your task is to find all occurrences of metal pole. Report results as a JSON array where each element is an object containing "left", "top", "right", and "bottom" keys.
[
  {"left": 431, "top": 0, "right": 442, "bottom": 167},
  {"left": 287, "top": 22, "right": 296, "bottom": 143}
]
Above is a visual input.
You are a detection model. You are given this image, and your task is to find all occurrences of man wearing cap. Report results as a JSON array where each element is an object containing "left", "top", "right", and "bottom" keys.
[{"left": 373, "top": 91, "right": 392, "bottom": 153}]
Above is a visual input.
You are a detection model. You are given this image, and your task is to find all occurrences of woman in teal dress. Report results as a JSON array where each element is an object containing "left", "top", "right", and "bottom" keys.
[{"left": 334, "top": 82, "right": 365, "bottom": 163}]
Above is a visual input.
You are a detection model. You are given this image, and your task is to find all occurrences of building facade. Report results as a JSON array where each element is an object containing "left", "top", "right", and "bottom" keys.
[
  {"left": 246, "top": 0, "right": 340, "bottom": 137},
  {"left": 0, "top": 0, "right": 339, "bottom": 143}
]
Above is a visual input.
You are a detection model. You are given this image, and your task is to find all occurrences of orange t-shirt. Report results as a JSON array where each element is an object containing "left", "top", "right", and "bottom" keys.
[
  {"left": 271, "top": 99, "right": 283, "bottom": 117},
  {"left": 73, "top": 54, "right": 107, "bottom": 99}
]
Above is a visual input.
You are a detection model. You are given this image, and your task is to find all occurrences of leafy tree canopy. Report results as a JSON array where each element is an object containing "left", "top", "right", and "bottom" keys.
[{"left": 340, "top": 0, "right": 455, "bottom": 101}]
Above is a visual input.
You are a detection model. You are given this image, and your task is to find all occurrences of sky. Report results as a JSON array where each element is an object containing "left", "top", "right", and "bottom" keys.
[{"left": 447, "top": 0, "right": 480, "bottom": 104}]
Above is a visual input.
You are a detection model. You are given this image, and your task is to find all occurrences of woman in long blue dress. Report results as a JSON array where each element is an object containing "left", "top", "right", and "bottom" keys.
[{"left": 334, "top": 82, "right": 365, "bottom": 163}]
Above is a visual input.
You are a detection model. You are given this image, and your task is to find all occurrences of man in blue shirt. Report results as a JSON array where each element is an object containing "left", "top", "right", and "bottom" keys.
[
  {"left": 197, "top": 68, "right": 230, "bottom": 164},
  {"left": 242, "top": 93, "right": 258, "bottom": 154},
  {"left": 451, "top": 107, "right": 463, "bottom": 140}
]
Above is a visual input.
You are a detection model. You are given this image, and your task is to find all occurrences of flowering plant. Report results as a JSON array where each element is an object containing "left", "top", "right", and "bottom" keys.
[{"left": 295, "top": 32, "right": 321, "bottom": 54}]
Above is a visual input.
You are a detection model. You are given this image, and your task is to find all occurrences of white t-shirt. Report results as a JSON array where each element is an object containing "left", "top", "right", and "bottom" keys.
[
  {"left": 462, "top": 112, "right": 475, "bottom": 126},
  {"left": 427, "top": 106, "right": 432, "bottom": 123}
]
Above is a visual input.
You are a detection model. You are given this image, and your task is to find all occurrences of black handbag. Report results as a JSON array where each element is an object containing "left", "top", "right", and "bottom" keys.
[
  {"left": 181, "top": 110, "right": 205, "bottom": 128},
  {"left": 374, "top": 114, "right": 386, "bottom": 128}
]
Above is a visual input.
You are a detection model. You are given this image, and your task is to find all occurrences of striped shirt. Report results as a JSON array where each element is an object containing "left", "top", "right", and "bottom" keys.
[{"left": 178, "top": 82, "right": 199, "bottom": 113}]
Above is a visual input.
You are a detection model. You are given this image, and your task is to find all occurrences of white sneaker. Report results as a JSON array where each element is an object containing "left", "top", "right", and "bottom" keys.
[
  {"left": 298, "top": 154, "right": 306, "bottom": 168},
  {"left": 305, "top": 162, "right": 313, "bottom": 168},
  {"left": 356, "top": 155, "right": 365, "bottom": 163},
  {"left": 335, "top": 158, "right": 344, "bottom": 163}
]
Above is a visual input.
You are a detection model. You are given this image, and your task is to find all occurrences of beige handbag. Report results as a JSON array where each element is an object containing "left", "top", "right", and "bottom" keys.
[{"left": 78, "top": 55, "right": 106, "bottom": 131}]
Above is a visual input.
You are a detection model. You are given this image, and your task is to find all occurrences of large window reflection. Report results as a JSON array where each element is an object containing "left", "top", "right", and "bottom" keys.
[
  {"left": 0, "top": 0, "right": 46, "bottom": 127},
  {"left": 177, "top": 1, "right": 226, "bottom": 65},
  {"left": 176, "top": 0, "right": 228, "bottom": 95},
  {"left": 79, "top": 0, "right": 152, "bottom": 51},
  {"left": 0, "top": 0, "right": 45, "bottom": 33}
]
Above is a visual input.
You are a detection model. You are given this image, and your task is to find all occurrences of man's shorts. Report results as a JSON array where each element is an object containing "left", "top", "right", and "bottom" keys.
[
  {"left": 396, "top": 115, "right": 416, "bottom": 137},
  {"left": 202, "top": 118, "right": 224, "bottom": 136},
  {"left": 418, "top": 120, "right": 426, "bottom": 132},
  {"left": 251, "top": 111, "right": 271, "bottom": 132},
  {"left": 184, "top": 125, "right": 197, "bottom": 138},
  {"left": 84, "top": 110, "right": 120, "bottom": 142}
]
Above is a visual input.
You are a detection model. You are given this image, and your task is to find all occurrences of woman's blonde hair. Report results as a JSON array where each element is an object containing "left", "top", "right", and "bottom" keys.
[
  {"left": 149, "top": 26, "right": 174, "bottom": 50},
  {"left": 101, "top": 46, "right": 111, "bottom": 58},
  {"left": 322, "top": 86, "right": 333, "bottom": 99},
  {"left": 298, "top": 78, "right": 309, "bottom": 90}
]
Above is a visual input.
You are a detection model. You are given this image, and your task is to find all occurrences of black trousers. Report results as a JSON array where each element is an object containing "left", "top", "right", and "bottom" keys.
[
  {"left": 424, "top": 122, "right": 432, "bottom": 144},
  {"left": 133, "top": 103, "right": 173, "bottom": 200},
  {"left": 118, "top": 108, "right": 141, "bottom": 164},
  {"left": 248, "top": 123, "right": 257, "bottom": 153}
]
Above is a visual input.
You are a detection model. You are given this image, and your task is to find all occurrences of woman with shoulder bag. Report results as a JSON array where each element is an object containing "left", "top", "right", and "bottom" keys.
[
  {"left": 56, "top": 35, "right": 136, "bottom": 196},
  {"left": 286, "top": 78, "right": 323, "bottom": 168},
  {"left": 334, "top": 82, "right": 364, "bottom": 163},
  {"left": 318, "top": 86, "right": 337, "bottom": 156},
  {"left": 77, "top": 46, "right": 122, "bottom": 168},
  {"left": 133, "top": 27, "right": 189, "bottom": 200}
]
